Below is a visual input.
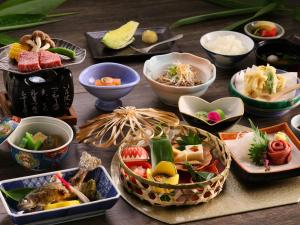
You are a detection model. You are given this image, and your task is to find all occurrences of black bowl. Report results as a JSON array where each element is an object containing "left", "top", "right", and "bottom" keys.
[{"left": 255, "top": 39, "right": 300, "bottom": 73}]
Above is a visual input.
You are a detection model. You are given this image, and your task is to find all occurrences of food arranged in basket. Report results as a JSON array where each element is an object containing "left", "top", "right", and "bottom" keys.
[{"left": 118, "top": 125, "right": 231, "bottom": 206}]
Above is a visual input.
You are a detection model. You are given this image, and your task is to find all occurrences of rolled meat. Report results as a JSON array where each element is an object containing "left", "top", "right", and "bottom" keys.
[{"left": 267, "top": 140, "right": 292, "bottom": 165}]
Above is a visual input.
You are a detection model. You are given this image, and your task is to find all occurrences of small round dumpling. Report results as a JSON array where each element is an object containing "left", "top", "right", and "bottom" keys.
[{"left": 142, "top": 30, "right": 158, "bottom": 44}]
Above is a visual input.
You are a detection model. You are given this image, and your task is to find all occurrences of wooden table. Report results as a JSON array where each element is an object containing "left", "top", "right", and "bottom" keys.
[{"left": 0, "top": 0, "right": 300, "bottom": 224}]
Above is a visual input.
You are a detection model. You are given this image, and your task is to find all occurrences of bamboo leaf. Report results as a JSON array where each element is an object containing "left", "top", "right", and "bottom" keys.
[
  {"left": 46, "top": 12, "right": 78, "bottom": 18},
  {"left": 0, "top": 19, "right": 62, "bottom": 32},
  {"left": 203, "top": 0, "right": 269, "bottom": 8},
  {"left": 0, "top": 0, "right": 67, "bottom": 16},
  {"left": 171, "top": 7, "right": 261, "bottom": 28},
  {"left": 0, "top": 33, "right": 18, "bottom": 45},
  {"left": 223, "top": 2, "right": 278, "bottom": 30},
  {"left": 1, "top": 188, "right": 33, "bottom": 202},
  {"left": 0, "top": 14, "right": 45, "bottom": 27},
  {"left": 295, "top": 7, "right": 300, "bottom": 21}
]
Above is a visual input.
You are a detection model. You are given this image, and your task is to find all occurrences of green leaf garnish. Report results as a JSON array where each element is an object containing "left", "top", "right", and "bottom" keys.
[
  {"left": 176, "top": 131, "right": 204, "bottom": 151},
  {"left": 248, "top": 119, "right": 269, "bottom": 166},
  {"left": 1, "top": 187, "right": 33, "bottom": 202},
  {"left": 166, "top": 65, "right": 177, "bottom": 77},
  {"left": 185, "top": 162, "right": 215, "bottom": 182}
]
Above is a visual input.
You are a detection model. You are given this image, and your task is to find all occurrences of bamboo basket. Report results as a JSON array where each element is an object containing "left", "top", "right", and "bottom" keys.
[{"left": 118, "top": 125, "right": 231, "bottom": 206}]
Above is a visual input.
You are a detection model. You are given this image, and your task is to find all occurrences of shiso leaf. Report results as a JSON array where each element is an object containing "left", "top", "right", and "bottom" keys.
[
  {"left": 248, "top": 119, "right": 269, "bottom": 166},
  {"left": 185, "top": 162, "right": 215, "bottom": 182},
  {"left": 0, "top": 32, "right": 17, "bottom": 45},
  {"left": 177, "top": 131, "right": 204, "bottom": 151}
]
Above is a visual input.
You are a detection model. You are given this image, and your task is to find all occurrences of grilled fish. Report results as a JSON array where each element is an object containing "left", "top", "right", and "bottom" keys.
[{"left": 18, "top": 152, "right": 101, "bottom": 212}]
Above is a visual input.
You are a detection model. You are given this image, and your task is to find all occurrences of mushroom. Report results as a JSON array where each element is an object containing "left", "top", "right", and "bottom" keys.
[
  {"left": 19, "top": 31, "right": 55, "bottom": 52},
  {"left": 40, "top": 37, "right": 55, "bottom": 50},
  {"left": 19, "top": 34, "right": 35, "bottom": 49}
]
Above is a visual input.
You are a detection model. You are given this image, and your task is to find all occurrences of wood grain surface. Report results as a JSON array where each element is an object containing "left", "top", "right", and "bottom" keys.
[{"left": 0, "top": 0, "right": 300, "bottom": 224}]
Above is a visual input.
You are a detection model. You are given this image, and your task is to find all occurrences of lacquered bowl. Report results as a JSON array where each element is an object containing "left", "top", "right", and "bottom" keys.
[
  {"left": 229, "top": 69, "right": 300, "bottom": 114},
  {"left": 255, "top": 39, "right": 300, "bottom": 74},
  {"left": 178, "top": 95, "right": 244, "bottom": 133},
  {"left": 200, "top": 31, "right": 254, "bottom": 69},
  {"left": 79, "top": 62, "right": 140, "bottom": 111},
  {"left": 143, "top": 52, "right": 216, "bottom": 106},
  {"left": 7, "top": 116, "right": 73, "bottom": 170}
]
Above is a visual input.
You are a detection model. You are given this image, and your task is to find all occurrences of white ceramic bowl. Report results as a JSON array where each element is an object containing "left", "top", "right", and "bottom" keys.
[
  {"left": 200, "top": 31, "right": 254, "bottom": 68},
  {"left": 143, "top": 52, "right": 216, "bottom": 106}
]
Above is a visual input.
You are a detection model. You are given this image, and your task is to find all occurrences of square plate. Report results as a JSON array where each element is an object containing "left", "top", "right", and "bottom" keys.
[
  {"left": 0, "top": 166, "right": 120, "bottom": 225},
  {"left": 219, "top": 123, "right": 300, "bottom": 182},
  {"left": 85, "top": 27, "right": 180, "bottom": 60}
]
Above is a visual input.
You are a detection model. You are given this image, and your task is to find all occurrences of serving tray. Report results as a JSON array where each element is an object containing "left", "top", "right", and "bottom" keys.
[
  {"left": 85, "top": 27, "right": 180, "bottom": 60},
  {"left": 111, "top": 151, "right": 300, "bottom": 224}
]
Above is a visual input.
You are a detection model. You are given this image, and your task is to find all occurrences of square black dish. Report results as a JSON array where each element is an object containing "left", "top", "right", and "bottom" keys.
[{"left": 85, "top": 27, "right": 181, "bottom": 60}]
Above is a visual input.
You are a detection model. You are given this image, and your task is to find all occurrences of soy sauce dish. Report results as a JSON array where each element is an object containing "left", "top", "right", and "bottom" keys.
[{"left": 178, "top": 96, "right": 244, "bottom": 132}]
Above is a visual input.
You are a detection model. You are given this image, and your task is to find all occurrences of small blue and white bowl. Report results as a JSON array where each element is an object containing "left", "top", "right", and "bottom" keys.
[
  {"left": 0, "top": 166, "right": 120, "bottom": 225},
  {"left": 200, "top": 31, "right": 254, "bottom": 69},
  {"left": 79, "top": 62, "right": 140, "bottom": 111},
  {"left": 7, "top": 116, "right": 74, "bottom": 171}
]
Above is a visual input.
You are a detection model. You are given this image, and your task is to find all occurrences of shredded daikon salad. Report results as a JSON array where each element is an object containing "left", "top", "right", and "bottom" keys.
[
  {"left": 204, "top": 35, "right": 247, "bottom": 55},
  {"left": 156, "top": 62, "right": 202, "bottom": 86}
]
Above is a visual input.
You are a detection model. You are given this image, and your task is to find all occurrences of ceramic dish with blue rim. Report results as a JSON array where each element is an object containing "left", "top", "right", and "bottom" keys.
[
  {"left": 0, "top": 38, "right": 86, "bottom": 75},
  {"left": 0, "top": 166, "right": 120, "bottom": 225},
  {"left": 178, "top": 95, "right": 244, "bottom": 133},
  {"left": 229, "top": 69, "right": 300, "bottom": 111}
]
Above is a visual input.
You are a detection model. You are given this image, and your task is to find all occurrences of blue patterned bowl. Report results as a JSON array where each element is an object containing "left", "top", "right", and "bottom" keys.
[
  {"left": 79, "top": 62, "right": 140, "bottom": 111},
  {"left": 7, "top": 116, "right": 73, "bottom": 171},
  {"left": 0, "top": 166, "right": 120, "bottom": 225}
]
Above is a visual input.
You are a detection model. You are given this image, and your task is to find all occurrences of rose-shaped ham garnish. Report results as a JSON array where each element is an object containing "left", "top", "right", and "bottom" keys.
[{"left": 267, "top": 140, "right": 292, "bottom": 165}]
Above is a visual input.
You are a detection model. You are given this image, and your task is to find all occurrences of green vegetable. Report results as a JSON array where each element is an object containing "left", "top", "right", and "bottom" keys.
[
  {"left": 25, "top": 132, "right": 36, "bottom": 150},
  {"left": 102, "top": 21, "right": 139, "bottom": 49},
  {"left": 1, "top": 187, "right": 33, "bottom": 202},
  {"left": 167, "top": 65, "right": 178, "bottom": 77},
  {"left": 195, "top": 111, "right": 208, "bottom": 121},
  {"left": 19, "top": 137, "right": 28, "bottom": 148},
  {"left": 248, "top": 119, "right": 269, "bottom": 166},
  {"left": 48, "top": 47, "right": 76, "bottom": 59},
  {"left": 20, "top": 132, "right": 44, "bottom": 150},
  {"left": 185, "top": 162, "right": 215, "bottom": 182},
  {"left": 177, "top": 131, "right": 204, "bottom": 151},
  {"left": 265, "top": 71, "right": 275, "bottom": 94},
  {"left": 150, "top": 137, "right": 174, "bottom": 167}
]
